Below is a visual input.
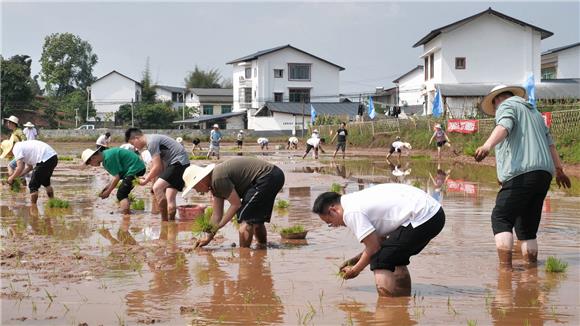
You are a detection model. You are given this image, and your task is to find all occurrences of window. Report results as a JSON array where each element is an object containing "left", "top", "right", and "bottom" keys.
[
  {"left": 542, "top": 67, "right": 556, "bottom": 80},
  {"left": 245, "top": 67, "right": 252, "bottom": 79},
  {"left": 221, "top": 105, "right": 232, "bottom": 114},
  {"left": 203, "top": 105, "right": 213, "bottom": 115},
  {"left": 429, "top": 53, "right": 434, "bottom": 79},
  {"left": 455, "top": 57, "right": 466, "bottom": 70},
  {"left": 274, "top": 92, "right": 283, "bottom": 102},
  {"left": 274, "top": 69, "right": 284, "bottom": 78},
  {"left": 289, "top": 88, "right": 310, "bottom": 103},
  {"left": 288, "top": 63, "right": 311, "bottom": 81},
  {"left": 172, "top": 92, "right": 183, "bottom": 103},
  {"left": 424, "top": 57, "right": 429, "bottom": 81},
  {"left": 243, "top": 88, "right": 252, "bottom": 103}
]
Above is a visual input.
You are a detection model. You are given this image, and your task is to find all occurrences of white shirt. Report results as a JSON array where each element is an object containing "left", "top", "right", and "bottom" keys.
[
  {"left": 12, "top": 140, "right": 57, "bottom": 166},
  {"left": 306, "top": 137, "right": 321, "bottom": 147},
  {"left": 392, "top": 141, "right": 404, "bottom": 150},
  {"left": 96, "top": 134, "right": 111, "bottom": 146},
  {"left": 120, "top": 143, "right": 136, "bottom": 151},
  {"left": 24, "top": 127, "right": 37, "bottom": 140},
  {"left": 288, "top": 137, "right": 299, "bottom": 144},
  {"left": 341, "top": 184, "right": 441, "bottom": 242},
  {"left": 257, "top": 137, "right": 269, "bottom": 145}
]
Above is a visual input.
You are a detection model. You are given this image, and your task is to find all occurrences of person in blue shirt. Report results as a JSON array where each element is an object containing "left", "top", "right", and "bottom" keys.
[{"left": 207, "top": 124, "right": 222, "bottom": 160}]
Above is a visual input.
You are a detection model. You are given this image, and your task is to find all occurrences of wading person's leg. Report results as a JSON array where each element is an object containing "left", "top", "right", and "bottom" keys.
[
  {"left": 374, "top": 267, "right": 412, "bottom": 297},
  {"left": 117, "top": 177, "right": 135, "bottom": 214},
  {"left": 239, "top": 222, "right": 254, "bottom": 247},
  {"left": 152, "top": 179, "right": 170, "bottom": 220},
  {"left": 494, "top": 232, "right": 514, "bottom": 268},
  {"left": 165, "top": 187, "right": 179, "bottom": 220},
  {"left": 253, "top": 223, "right": 267, "bottom": 248}
]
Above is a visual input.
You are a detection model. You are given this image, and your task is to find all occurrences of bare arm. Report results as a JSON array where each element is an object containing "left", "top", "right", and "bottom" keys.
[
  {"left": 218, "top": 190, "right": 242, "bottom": 228},
  {"left": 550, "top": 144, "right": 572, "bottom": 188},
  {"left": 341, "top": 232, "right": 381, "bottom": 279},
  {"left": 140, "top": 155, "right": 163, "bottom": 185},
  {"left": 429, "top": 132, "right": 436, "bottom": 144},
  {"left": 7, "top": 160, "right": 26, "bottom": 182},
  {"left": 101, "top": 175, "right": 121, "bottom": 198},
  {"left": 474, "top": 125, "right": 508, "bottom": 162}
]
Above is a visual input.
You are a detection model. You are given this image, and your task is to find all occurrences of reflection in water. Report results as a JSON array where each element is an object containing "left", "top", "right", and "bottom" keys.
[
  {"left": 387, "top": 159, "right": 412, "bottom": 183},
  {"left": 192, "top": 249, "right": 283, "bottom": 324},
  {"left": 429, "top": 163, "right": 451, "bottom": 203},
  {"left": 338, "top": 297, "right": 416, "bottom": 325},
  {"left": 491, "top": 267, "right": 563, "bottom": 325}
]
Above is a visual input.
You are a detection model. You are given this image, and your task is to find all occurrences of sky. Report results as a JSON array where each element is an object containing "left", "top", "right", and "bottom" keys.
[{"left": 2, "top": 0, "right": 579, "bottom": 93}]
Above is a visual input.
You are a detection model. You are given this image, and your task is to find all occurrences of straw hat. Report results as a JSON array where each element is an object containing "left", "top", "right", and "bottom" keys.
[
  {"left": 212, "top": 124, "right": 219, "bottom": 128},
  {"left": 434, "top": 124, "right": 442, "bottom": 129},
  {"left": 480, "top": 85, "right": 526, "bottom": 116},
  {"left": 81, "top": 148, "right": 98, "bottom": 164},
  {"left": 182, "top": 163, "right": 216, "bottom": 196},
  {"left": 3, "top": 115, "right": 19, "bottom": 125},
  {"left": 176, "top": 137, "right": 183, "bottom": 143},
  {"left": 23, "top": 122, "right": 35, "bottom": 128},
  {"left": 0, "top": 139, "right": 15, "bottom": 159}
]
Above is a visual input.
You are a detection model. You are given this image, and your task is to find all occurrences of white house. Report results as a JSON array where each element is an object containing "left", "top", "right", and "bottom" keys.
[
  {"left": 541, "top": 42, "right": 580, "bottom": 79},
  {"left": 155, "top": 85, "right": 185, "bottom": 109},
  {"left": 188, "top": 88, "right": 233, "bottom": 116},
  {"left": 90, "top": 71, "right": 141, "bottom": 122},
  {"left": 227, "top": 44, "right": 345, "bottom": 130},
  {"left": 392, "top": 65, "right": 425, "bottom": 115},
  {"left": 412, "top": 7, "right": 553, "bottom": 115}
]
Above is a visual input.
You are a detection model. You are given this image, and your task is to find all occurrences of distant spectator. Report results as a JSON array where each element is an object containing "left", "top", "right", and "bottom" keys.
[
  {"left": 23, "top": 122, "right": 38, "bottom": 140},
  {"left": 207, "top": 124, "right": 222, "bottom": 159},
  {"left": 237, "top": 130, "right": 245, "bottom": 150}
]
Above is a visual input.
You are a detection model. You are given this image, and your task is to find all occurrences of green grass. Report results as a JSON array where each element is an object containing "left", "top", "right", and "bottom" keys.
[
  {"left": 189, "top": 155, "right": 209, "bottom": 160},
  {"left": 280, "top": 225, "right": 305, "bottom": 235},
  {"left": 330, "top": 183, "right": 342, "bottom": 193},
  {"left": 275, "top": 199, "right": 289, "bottom": 209},
  {"left": 46, "top": 198, "right": 70, "bottom": 208},
  {"left": 131, "top": 199, "right": 145, "bottom": 210},
  {"left": 192, "top": 207, "right": 217, "bottom": 234},
  {"left": 545, "top": 256, "right": 568, "bottom": 273}
]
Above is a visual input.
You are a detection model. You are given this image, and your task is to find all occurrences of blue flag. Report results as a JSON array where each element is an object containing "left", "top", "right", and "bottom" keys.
[
  {"left": 368, "top": 96, "right": 376, "bottom": 120},
  {"left": 524, "top": 73, "right": 536, "bottom": 108},
  {"left": 310, "top": 104, "right": 317, "bottom": 125},
  {"left": 432, "top": 87, "right": 443, "bottom": 117}
]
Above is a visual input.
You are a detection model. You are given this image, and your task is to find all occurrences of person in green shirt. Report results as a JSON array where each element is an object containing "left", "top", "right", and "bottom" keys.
[
  {"left": 82, "top": 147, "right": 146, "bottom": 214},
  {"left": 475, "top": 85, "right": 571, "bottom": 269}
]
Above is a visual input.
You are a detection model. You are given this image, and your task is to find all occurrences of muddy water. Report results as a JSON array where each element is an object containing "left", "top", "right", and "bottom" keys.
[{"left": 1, "top": 147, "right": 579, "bottom": 325}]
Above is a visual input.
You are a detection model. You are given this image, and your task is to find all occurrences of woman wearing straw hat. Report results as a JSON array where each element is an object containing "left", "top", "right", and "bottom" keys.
[
  {"left": 1, "top": 139, "right": 58, "bottom": 204},
  {"left": 3, "top": 115, "right": 25, "bottom": 143},
  {"left": 182, "top": 157, "right": 285, "bottom": 248},
  {"left": 474, "top": 84, "right": 571, "bottom": 269},
  {"left": 23, "top": 122, "right": 38, "bottom": 140}
]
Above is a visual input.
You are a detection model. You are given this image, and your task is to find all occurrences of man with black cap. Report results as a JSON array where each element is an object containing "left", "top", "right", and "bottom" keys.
[{"left": 475, "top": 84, "right": 571, "bottom": 269}]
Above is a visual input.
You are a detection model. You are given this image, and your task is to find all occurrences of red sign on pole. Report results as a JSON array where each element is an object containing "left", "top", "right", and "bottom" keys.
[
  {"left": 447, "top": 119, "right": 479, "bottom": 134},
  {"left": 541, "top": 112, "right": 552, "bottom": 128}
]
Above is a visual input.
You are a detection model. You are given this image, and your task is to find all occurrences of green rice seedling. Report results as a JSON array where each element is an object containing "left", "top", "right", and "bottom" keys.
[
  {"left": 275, "top": 199, "right": 290, "bottom": 209},
  {"left": 46, "top": 198, "right": 70, "bottom": 209},
  {"left": 2, "top": 176, "right": 21, "bottom": 192},
  {"left": 192, "top": 211, "right": 218, "bottom": 235},
  {"left": 545, "top": 256, "right": 568, "bottom": 273},
  {"left": 59, "top": 156, "right": 74, "bottom": 161},
  {"left": 44, "top": 289, "right": 54, "bottom": 303},
  {"left": 466, "top": 320, "right": 477, "bottom": 326},
  {"left": 131, "top": 199, "right": 145, "bottom": 210},
  {"left": 330, "top": 182, "right": 342, "bottom": 193},
  {"left": 189, "top": 155, "right": 209, "bottom": 160},
  {"left": 412, "top": 180, "right": 422, "bottom": 188},
  {"left": 280, "top": 225, "right": 305, "bottom": 235}
]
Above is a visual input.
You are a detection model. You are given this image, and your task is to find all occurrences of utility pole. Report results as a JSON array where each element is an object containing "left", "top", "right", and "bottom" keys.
[
  {"left": 182, "top": 90, "right": 186, "bottom": 130},
  {"left": 131, "top": 99, "right": 134, "bottom": 127},
  {"left": 301, "top": 98, "right": 305, "bottom": 138},
  {"left": 86, "top": 86, "right": 91, "bottom": 122}
]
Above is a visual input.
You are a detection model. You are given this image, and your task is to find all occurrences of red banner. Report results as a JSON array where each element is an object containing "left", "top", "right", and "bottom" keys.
[
  {"left": 446, "top": 179, "right": 478, "bottom": 196},
  {"left": 447, "top": 119, "right": 479, "bottom": 134},
  {"left": 541, "top": 112, "right": 552, "bottom": 128}
]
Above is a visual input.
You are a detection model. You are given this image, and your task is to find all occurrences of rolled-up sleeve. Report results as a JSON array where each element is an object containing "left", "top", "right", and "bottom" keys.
[{"left": 496, "top": 105, "right": 515, "bottom": 134}]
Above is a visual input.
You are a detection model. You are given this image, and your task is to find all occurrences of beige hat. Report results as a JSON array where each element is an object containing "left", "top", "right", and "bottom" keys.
[
  {"left": 0, "top": 139, "right": 15, "bottom": 159},
  {"left": 434, "top": 124, "right": 442, "bottom": 129},
  {"left": 480, "top": 85, "right": 526, "bottom": 116},
  {"left": 176, "top": 137, "right": 183, "bottom": 143},
  {"left": 182, "top": 163, "right": 216, "bottom": 196},
  {"left": 3, "top": 115, "right": 19, "bottom": 125},
  {"left": 313, "top": 129, "right": 319, "bottom": 133},
  {"left": 23, "top": 122, "right": 35, "bottom": 128},
  {"left": 81, "top": 148, "right": 99, "bottom": 164},
  {"left": 212, "top": 124, "right": 219, "bottom": 128}
]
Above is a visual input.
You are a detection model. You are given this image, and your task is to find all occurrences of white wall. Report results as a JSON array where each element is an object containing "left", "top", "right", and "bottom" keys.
[
  {"left": 155, "top": 88, "right": 172, "bottom": 103},
  {"left": 397, "top": 69, "right": 425, "bottom": 107},
  {"left": 249, "top": 112, "right": 303, "bottom": 131},
  {"left": 438, "top": 14, "right": 542, "bottom": 85},
  {"left": 91, "top": 72, "right": 140, "bottom": 121},
  {"left": 557, "top": 46, "right": 580, "bottom": 78}
]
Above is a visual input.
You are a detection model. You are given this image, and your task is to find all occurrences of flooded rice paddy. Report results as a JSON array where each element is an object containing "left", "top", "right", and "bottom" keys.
[{"left": 1, "top": 143, "right": 579, "bottom": 325}]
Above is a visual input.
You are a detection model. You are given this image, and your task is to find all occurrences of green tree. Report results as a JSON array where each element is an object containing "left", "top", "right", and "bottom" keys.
[
  {"left": 136, "top": 103, "right": 177, "bottom": 129},
  {"left": 141, "top": 58, "right": 156, "bottom": 103},
  {"left": 39, "top": 32, "right": 98, "bottom": 98},
  {"left": 184, "top": 66, "right": 223, "bottom": 88},
  {"left": 116, "top": 104, "right": 133, "bottom": 126},
  {"left": 0, "top": 55, "right": 35, "bottom": 114}
]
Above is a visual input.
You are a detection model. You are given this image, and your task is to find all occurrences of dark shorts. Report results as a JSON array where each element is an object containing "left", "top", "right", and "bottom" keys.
[
  {"left": 389, "top": 146, "right": 401, "bottom": 154},
  {"left": 236, "top": 166, "right": 285, "bottom": 225},
  {"left": 29, "top": 155, "right": 58, "bottom": 193},
  {"left": 193, "top": 139, "right": 201, "bottom": 145},
  {"left": 336, "top": 142, "right": 346, "bottom": 151},
  {"left": 370, "top": 208, "right": 445, "bottom": 272},
  {"left": 305, "top": 144, "right": 315, "bottom": 154},
  {"left": 436, "top": 140, "right": 447, "bottom": 147},
  {"left": 117, "top": 168, "right": 146, "bottom": 201},
  {"left": 491, "top": 170, "right": 552, "bottom": 240},
  {"left": 159, "top": 163, "right": 190, "bottom": 191},
  {"left": 237, "top": 140, "right": 243, "bottom": 146}
]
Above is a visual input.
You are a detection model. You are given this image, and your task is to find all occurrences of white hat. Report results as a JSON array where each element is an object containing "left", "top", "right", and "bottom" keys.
[
  {"left": 434, "top": 124, "right": 442, "bottom": 129},
  {"left": 182, "top": 163, "right": 216, "bottom": 196},
  {"left": 212, "top": 124, "right": 219, "bottom": 128},
  {"left": 480, "top": 85, "right": 526, "bottom": 116},
  {"left": 239, "top": 130, "right": 244, "bottom": 133},
  {"left": 176, "top": 137, "right": 183, "bottom": 143},
  {"left": 3, "top": 115, "right": 19, "bottom": 125},
  {"left": 81, "top": 148, "right": 98, "bottom": 164},
  {"left": 23, "top": 122, "right": 35, "bottom": 128},
  {"left": 313, "top": 129, "right": 319, "bottom": 133},
  {"left": 0, "top": 139, "right": 15, "bottom": 159}
]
